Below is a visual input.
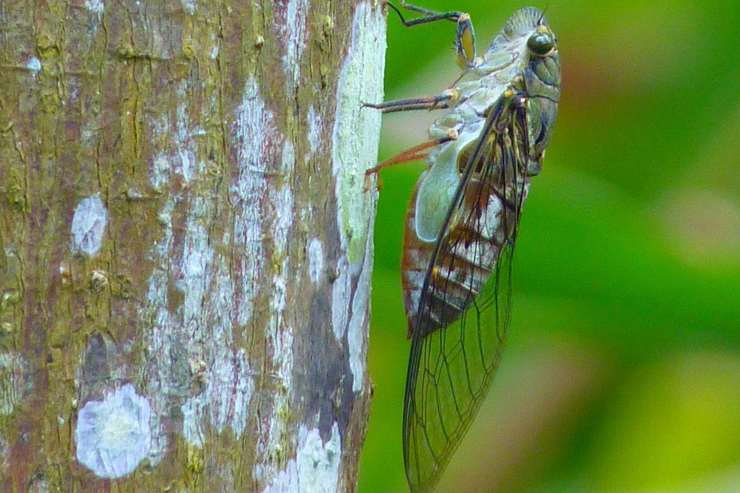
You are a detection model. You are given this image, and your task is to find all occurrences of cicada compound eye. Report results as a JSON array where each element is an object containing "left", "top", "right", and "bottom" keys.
[{"left": 527, "top": 30, "right": 555, "bottom": 56}]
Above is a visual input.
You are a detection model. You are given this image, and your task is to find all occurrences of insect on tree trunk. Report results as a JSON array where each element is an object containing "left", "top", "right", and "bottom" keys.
[{"left": 0, "top": 0, "right": 385, "bottom": 491}]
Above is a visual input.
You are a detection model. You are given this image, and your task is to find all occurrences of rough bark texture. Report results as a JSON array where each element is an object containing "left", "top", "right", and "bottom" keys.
[{"left": 0, "top": 0, "right": 385, "bottom": 491}]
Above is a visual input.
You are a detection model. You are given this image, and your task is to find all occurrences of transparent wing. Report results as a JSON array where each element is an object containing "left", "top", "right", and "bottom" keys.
[{"left": 404, "top": 97, "right": 529, "bottom": 492}]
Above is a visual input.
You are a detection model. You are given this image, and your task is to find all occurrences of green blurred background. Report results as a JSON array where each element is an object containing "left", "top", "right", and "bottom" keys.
[{"left": 358, "top": 1, "right": 740, "bottom": 492}]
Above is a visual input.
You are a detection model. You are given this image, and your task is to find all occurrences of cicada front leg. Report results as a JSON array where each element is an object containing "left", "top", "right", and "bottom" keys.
[
  {"left": 362, "top": 88, "right": 459, "bottom": 114},
  {"left": 386, "top": 1, "right": 478, "bottom": 68}
]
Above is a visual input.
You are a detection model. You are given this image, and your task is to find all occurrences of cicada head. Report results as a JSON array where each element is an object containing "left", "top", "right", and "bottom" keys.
[
  {"left": 483, "top": 7, "right": 561, "bottom": 110},
  {"left": 490, "top": 7, "right": 561, "bottom": 172},
  {"left": 524, "top": 12, "right": 561, "bottom": 164},
  {"left": 520, "top": 13, "right": 560, "bottom": 88}
]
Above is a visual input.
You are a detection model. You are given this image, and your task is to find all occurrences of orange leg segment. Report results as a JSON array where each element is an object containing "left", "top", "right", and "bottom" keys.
[
  {"left": 365, "top": 136, "right": 455, "bottom": 189},
  {"left": 366, "top": 136, "right": 455, "bottom": 175}
]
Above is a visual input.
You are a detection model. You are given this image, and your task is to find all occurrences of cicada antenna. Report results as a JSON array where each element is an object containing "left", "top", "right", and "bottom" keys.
[{"left": 539, "top": 3, "right": 551, "bottom": 24}]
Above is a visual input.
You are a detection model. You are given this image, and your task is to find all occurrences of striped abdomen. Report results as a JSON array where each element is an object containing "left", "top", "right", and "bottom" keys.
[{"left": 401, "top": 176, "right": 523, "bottom": 337}]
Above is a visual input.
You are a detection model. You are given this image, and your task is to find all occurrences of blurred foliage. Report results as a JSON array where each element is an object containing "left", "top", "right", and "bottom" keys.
[{"left": 359, "top": 1, "right": 740, "bottom": 492}]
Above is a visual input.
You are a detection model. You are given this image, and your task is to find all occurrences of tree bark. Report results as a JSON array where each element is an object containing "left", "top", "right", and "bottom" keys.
[{"left": 0, "top": 0, "right": 385, "bottom": 491}]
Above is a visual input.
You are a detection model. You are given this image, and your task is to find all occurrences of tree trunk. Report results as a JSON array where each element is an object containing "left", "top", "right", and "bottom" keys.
[{"left": 0, "top": 0, "right": 385, "bottom": 491}]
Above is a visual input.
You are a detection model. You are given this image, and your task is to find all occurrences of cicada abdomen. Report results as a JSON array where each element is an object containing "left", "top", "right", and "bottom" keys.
[
  {"left": 402, "top": 130, "right": 527, "bottom": 338},
  {"left": 366, "top": 5, "right": 560, "bottom": 491}
]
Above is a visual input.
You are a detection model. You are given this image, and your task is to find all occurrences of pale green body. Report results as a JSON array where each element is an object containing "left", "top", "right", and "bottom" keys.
[{"left": 414, "top": 14, "right": 558, "bottom": 243}]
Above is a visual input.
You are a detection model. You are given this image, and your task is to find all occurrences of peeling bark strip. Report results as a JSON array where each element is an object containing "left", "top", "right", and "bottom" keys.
[{"left": 0, "top": 1, "right": 385, "bottom": 491}]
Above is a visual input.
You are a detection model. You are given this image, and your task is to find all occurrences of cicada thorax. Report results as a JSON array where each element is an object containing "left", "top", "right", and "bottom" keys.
[{"left": 401, "top": 131, "right": 528, "bottom": 338}]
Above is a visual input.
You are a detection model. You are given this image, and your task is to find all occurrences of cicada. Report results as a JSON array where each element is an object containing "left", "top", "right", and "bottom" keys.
[{"left": 366, "top": 4, "right": 560, "bottom": 491}]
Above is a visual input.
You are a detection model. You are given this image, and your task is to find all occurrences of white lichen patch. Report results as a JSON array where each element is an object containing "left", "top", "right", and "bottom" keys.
[
  {"left": 28, "top": 476, "right": 48, "bottom": 493},
  {"left": 175, "top": 82, "right": 199, "bottom": 183},
  {"left": 307, "top": 105, "right": 323, "bottom": 158},
  {"left": 205, "top": 334, "right": 254, "bottom": 442},
  {"left": 0, "top": 352, "right": 31, "bottom": 416},
  {"left": 260, "top": 421, "right": 342, "bottom": 493},
  {"left": 231, "top": 76, "right": 278, "bottom": 325},
  {"left": 147, "top": 83, "right": 201, "bottom": 189},
  {"left": 143, "top": 208, "right": 186, "bottom": 449},
  {"left": 150, "top": 154, "right": 170, "bottom": 191},
  {"left": 296, "top": 422, "right": 342, "bottom": 492},
  {"left": 144, "top": 77, "right": 284, "bottom": 453},
  {"left": 331, "top": 2, "right": 386, "bottom": 267},
  {"left": 281, "top": 0, "right": 310, "bottom": 88},
  {"left": 181, "top": 0, "right": 195, "bottom": 15},
  {"left": 281, "top": 140, "right": 296, "bottom": 175},
  {"left": 0, "top": 435, "right": 8, "bottom": 472},
  {"left": 26, "top": 57, "right": 41, "bottom": 75},
  {"left": 331, "top": 228, "right": 374, "bottom": 383},
  {"left": 269, "top": 179, "right": 294, "bottom": 315},
  {"left": 143, "top": 205, "right": 186, "bottom": 402},
  {"left": 180, "top": 396, "right": 204, "bottom": 448},
  {"left": 70, "top": 194, "right": 108, "bottom": 257},
  {"left": 348, "top": 230, "right": 373, "bottom": 392},
  {"left": 260, "top": 460, "right": 298, "bottom": 493},
  {"left": 253, "top": 328, "right": 295, "bottom": 485},
  {"left": 145, "top": 197, "right": 254, "bottom": 449},
  {"left": 181, "top": 348, "right": 254, "bottom": 448},
  {"left": 256, "top": 173, "right": 298, "bottom": 483},
  {"left": 331, "top": 255, "right": 351, "bottom": 341},
  {"left": 254, "top": 163, "right": 293, "bottom": 388},
  {"left": 85, "top": 0, "right": 104, "bottom": 16},
  {"left": 307, "top": 238, "right": 324, "bottom": 285},
  {"left": 75, "top": 384, "right": 153, "bottom": 479},
  {"left": 178, "top": 203, "right": 211, "bottom": 313}
]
